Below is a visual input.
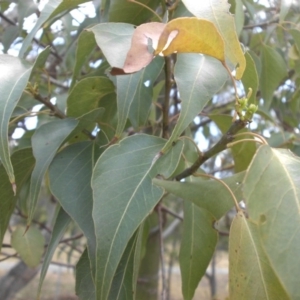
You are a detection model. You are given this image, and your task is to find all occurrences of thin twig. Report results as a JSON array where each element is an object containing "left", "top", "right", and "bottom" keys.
[
  {"left": 160, "top": 205, "right": 183, "bottom": 221},
  {"left": 15, "top": 208, "right": 52, "bottom": 234},
  {"left": 243, "top": 19, "right": 279, "bottom": 29},
  {"left": 157, "top": 204, "right": 167, "bottom": 300},
  {"left": 27, "top": 91, "right": 66, "bottom": 119},
  {"left": 59, "top": 233, "right": 83, "bottom": 244},
  {"left": 0, "top": 252, "right": 18, "bottom": 262},
  {"left": 162, "top": 56, "right": 173, "bottom": 139},
  {"left": 175, "top": 119, "right": 248, "bottom": 181},
  {"left": 0, "top": 12, "right": 62, "bottom": 60},
  {"left": 49, "top": 261, "right": 75, "bottom": 268}
]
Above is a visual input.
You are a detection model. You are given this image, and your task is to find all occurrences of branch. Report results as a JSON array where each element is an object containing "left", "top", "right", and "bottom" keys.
[
  {"left": 175, "top": 119, "right": 248, "bottom": 181},
  {"left": 157, "top": 203, "right": 167, "bottom": 300},
  {"left": 162, "top": 56, "right": 173, "bottom": 139},
  {"left": 243, "top": 18, "right": 279, "bottom": 29},
  {"left": 0, "top": 12, "right": 62, "bottom": 61},
  {"left": 160, "top": 205, "right": 183, "bottom": 221},
  {"left": 29, "top": 91, "right": 66, "bottom": 119}
]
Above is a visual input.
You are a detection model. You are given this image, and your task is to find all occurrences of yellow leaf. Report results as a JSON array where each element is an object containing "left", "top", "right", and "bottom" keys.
[
  {"left": 154, "top": 17, "right": 225, "bottom": 63},
  {"left": 182, "top": 0, "right": 246, "bottom": 79}
]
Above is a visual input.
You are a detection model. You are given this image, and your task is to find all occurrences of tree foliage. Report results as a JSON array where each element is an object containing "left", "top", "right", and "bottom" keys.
[{"left": 1, "top": 0, "right": 300, "bottom": 299}]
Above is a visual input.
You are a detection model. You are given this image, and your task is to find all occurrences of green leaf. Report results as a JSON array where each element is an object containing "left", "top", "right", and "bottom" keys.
[
  {"left": 76, "top": 249, "right": 96, "bottom": 300},
  {"left": 68, "top": 108, "right": 105, "bottom": 143},
  {"left": 132, "top": 224, "right": 146, "bottom": 298},
  {"left": 49, "top": 141, "right": 97, "bottom": 272},
  {"left": 128, "top": 57, "right": 164, "bottom": 130},
  {"left": 280, "top": 0, "right": 292, "bottom": 22},
  {"left": 109, "top": 0, "right": 161, "bottom": 25},
  {"left": 181, "top": 0, "right": 246, "bottom": 79},
  {"left": 17, "top": 0, "right": 38, "bottom": 30},
  {"left": 115, "top": 73, "right": 142, "bottom": 137},
  {"left": 38, "top": 207, "right": 71, "bottom": 296},
  {"left": 0, "top": 148, "right": 35, "bottom": 251},
  {"left": 11, "top": 226, "right": 45, "bottom": 268},
  {"left": 153, "top": 172, "right": 245, "bottom": 220},
  {"left": 162, "top": 54, "right": 228, "bottom": 152},
  {"left": 2, "top": 26, "right": 19, "bottom": 53},
  {"left": 67, "top": 77, "right": 115, "bottom": 118},
  {"left": 108, "top": 232, "right": 137, "bottom": 300},
  {"left": 260, "top": 45, "right": 287, "bottom": 108},
  {"left": 97, "top": 93, "right": 118, "bottom": 143},
  {"left": 229, "top": 211, "right": 289, "bottom": 299},
  {"left": 241, "top": 52, "right": 259, "bottom": 104},
  {"left": 210, "top": 114, "right": 257, "bottom": 172},
  {"left": 71, "top": 30, "right": 97, "bottom": 89},
  {"left": 19, "top": 0, "right": 91, "bottom": 57},
  {"left": 0, "top": 55, "right": 32, "bottom": 184},
  {"left": 92, "top": 134, "right": 183, "bottom": 299},
  {"left": 234, "top": 0, "right": 245, "bottom": 36},
  {"left": 88, "top": 23, "right": 135, "bottom": 69},
  {"left": 180, "top": 200, "right": 218, "bottom": 300},
  {"left": 28, "top": 119, "right": 78, "bottom": 224},
  {"left": 290, "top": 29, "right": 300, "bottom": 54},
  {"left": 243, "top": 145, "right": 300, "bottom": 299}
]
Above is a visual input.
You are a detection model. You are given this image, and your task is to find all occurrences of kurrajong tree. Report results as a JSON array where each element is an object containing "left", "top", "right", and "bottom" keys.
[{"left": 0, "top": 0, "right": 300, "bottom": 299}]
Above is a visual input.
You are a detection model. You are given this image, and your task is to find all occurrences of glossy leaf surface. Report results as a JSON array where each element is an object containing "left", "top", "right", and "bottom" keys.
[{"left": 0, "top": 55, "right": 32, "bottom": 184}]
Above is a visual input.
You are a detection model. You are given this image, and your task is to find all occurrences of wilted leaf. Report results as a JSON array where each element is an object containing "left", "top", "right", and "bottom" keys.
[
  {"left": 11, "top": 226, "right": 45, "bottom": 268},
  {"left": 243, "top": 145, "right": 300, "bottom": 299},
  {"left": 181, "top": 0, "right": 246, "bottom": 79},
  {"left": 155, "top": 17, "right": 225, "bottom": 63},
  {"left": 123, "top": 23, "right": 165, "bottom": 73},
  {"left": 229, "top": 211, "right": 289, "bottom": 299},
  {"left": 161, "top": 54, "right": 228, "bottom": 152},
  {"left": 260, "top": 45, "right": 287, "bottom": 108}
]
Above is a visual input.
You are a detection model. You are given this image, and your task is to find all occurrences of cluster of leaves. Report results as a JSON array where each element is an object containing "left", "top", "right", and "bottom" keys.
[{"left": 1, "top": 0, "right": 300, "bottom": 299}]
